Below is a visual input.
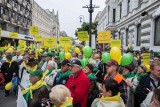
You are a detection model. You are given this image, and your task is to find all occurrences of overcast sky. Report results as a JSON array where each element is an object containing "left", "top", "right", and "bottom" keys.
[{"left": 34, "top": 0, "right": 106, "bottom": 37}]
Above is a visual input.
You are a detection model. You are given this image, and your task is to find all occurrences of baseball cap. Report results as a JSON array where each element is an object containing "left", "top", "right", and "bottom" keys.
[
  {"left": 70, "top": 59, "right": 82, "bottom": 67},
  {"left": 61, "top": 59, "right": 70, "bottom": 66}
]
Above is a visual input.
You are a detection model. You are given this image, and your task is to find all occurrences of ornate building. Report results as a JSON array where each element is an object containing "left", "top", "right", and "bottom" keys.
[
  {"left": 32, "top": 0, "right": 60, "bottom": 39},
  {"left": 95, "top": 0, "right": 160, "bottom": 51}
]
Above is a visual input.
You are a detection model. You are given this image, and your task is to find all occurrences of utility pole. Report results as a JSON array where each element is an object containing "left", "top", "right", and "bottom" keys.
[{"left": 83, "top": 0, "right": 99, "bottom": 47}]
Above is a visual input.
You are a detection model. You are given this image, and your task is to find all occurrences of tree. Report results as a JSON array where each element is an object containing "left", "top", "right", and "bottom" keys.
[{"left": 75, "top": 21, "right": 98, "bottom": 37}]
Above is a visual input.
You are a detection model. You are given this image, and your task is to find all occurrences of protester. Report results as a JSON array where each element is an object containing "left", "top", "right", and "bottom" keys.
[
  {"left": 46, "top": 85, "right": 73, "bottom": 107},
  {"left": 53, "top": 59, "right": 70, "bottom": 86},
  {"left": 65, "top": 59, "right": 90, "bottom": 107},
  {"left": 122, "top": 63, "right": 135, "bottom": 107},
  {"left": 22, "top": 69, "right": 49, "bottom": 107},
  {"left": 91, "top": 79, "right": 125, "bottom": 107},
  {"left": 1, "top": 54, "right": 19, "bottom": 97},
  {"left": 12, "top": 50, "right": 23, "bottom": 64},
  {"left": 104, "top": 60, "right": 128, "bottom": 104},
  {"left": 136, "top": 61, "right": 160, "bottom": 107}
]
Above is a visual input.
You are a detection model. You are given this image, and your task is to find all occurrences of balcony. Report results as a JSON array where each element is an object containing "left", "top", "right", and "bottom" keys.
[
  {"left": 11, "top": 18, "right": 15, "bottom": 23},
  {"left": 7, "top": 3, "right": 12, "bottom": 8},
  {"left": 2, "top": 14, "right": 7, "bottom": 20}
]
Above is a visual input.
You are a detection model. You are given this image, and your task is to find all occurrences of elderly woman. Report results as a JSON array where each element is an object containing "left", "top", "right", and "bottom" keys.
[
  {"left": 46, "top": 85, "right": 73, "bottom": 107},
  {"left": 44, "top": 61, "right": 57, "bottom": 90}
]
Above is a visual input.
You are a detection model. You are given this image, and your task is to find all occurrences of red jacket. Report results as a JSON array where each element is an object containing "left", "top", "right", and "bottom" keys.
[{"left": 65, "top": 70, "right": 90, "bottom": 107}]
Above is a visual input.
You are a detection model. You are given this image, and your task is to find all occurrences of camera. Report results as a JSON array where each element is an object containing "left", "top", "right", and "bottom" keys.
[{"left": 41, "top": 98, "right": 50, "bottom": 107}]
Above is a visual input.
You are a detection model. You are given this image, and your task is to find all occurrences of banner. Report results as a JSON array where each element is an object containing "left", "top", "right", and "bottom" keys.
[
  {"left": 143, "top": 53, "right": 150, "bottom": 65},
  {"left": 77, "top": 31, "right": 89, "bottom": 41},
  {"left": 19, "top": 40, "right": 26, "bottom": 48},
  {"left": 30, "top": 26, "right": 39, "bottom": 35},
  {"left": 98, "top": 31, "right": 111, "bottom": 43},
  {"left": 17, "top": 86, "right": 28, "bottom": 107},
  {"left": 44, "top": 38, "right": 57, "bottom": 48},
  {"left": 35, "top": 35, "right": 43, "bottom": 42},
  {"left": 110, "top": 39, "right": 121, "bottom": 48},
  {"left": 59, "top": 37, "right": 71, "bottom": 47},
  {"left": 10, "top": 32, "right": 18, "bottom": 38}
]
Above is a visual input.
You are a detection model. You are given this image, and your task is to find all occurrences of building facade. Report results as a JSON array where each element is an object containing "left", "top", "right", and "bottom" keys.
[
  {"left": 96, "top": 0, "right": 160, "bottom": 51},
  {"left": 0, "top": 0, "right": 33, "bottom": 46},
  {"left": 32, "top": 0, "right": 60, "bottom": 39}
]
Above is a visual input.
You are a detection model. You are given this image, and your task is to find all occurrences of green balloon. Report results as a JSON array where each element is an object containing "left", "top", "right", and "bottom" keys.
[
  {"left": 59, "top": 51, "right": 65, "bottom": 60},
  {"left": 120, "top": 53, "right": 134, "bottom": 66},
  {"left": 102, "top": 52, "right": 111, "bottom": 63},
  {"left": 84, "top": 46, "right": 92, "bottom": 58},
  {"left": 80, "top": 58, "right": 89, "bottom": 68}
]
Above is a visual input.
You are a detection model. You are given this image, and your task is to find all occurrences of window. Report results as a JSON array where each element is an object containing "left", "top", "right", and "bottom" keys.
[
  {"left": 108, "top": 6, "right": 110, "bottom": 23},
  {"left": 127, "top": 0, "right": 130, "bottom": 13},
  {"left": 119, "top": 3, "right": 122, "bottom": 19},
  {"left": 126, "top": 29, "right": 129, "bottom": 46},
  {"left": 154, "top": 17, "right": 160, "bottom": 46},
  {"left": 113, "top": 9, "right": 116, "bottom": 23},
  {"left": 137, "top": 24, "right": 141, "bottom": 46}
]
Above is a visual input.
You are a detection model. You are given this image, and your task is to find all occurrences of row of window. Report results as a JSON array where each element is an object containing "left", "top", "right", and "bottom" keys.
[{"left": 124, "top": 16, "right": 160, "bottom": 46}]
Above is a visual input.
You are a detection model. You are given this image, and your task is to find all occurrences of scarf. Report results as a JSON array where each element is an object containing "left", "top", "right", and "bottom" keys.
[
  {"left": 52, "top": 97, "right": 73, "bottom": 107},
  {"left": 41, "top": 68, "right": 55, "bottom": 81},
  {"left": 100, "top": 92, "right": 121, "bottom": 103},
  {"left": 22, "top": 61, "right": 27, "bottom": 68},
  {"left": 22, "top": 80, "right": 46, "bottom": 102},
  {"left": 55, "top": 70, "right": 70, "bottom": 83},
  {"left": 27, "top": 65, "right": 38, "bottom": 71},
  {"left": 6, "top": 60, "right": 14, "bottom": 68},
  {"left": 104, "top": 73, "right": 125, "bottom": 84},
  {"left": 123, "top": 73, "right": 134, "bottom": 79}
]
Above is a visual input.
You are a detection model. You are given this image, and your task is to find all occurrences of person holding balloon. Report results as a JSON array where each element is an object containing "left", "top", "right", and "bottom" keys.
[{"left": 1, "top": 54, "right": 19, "bottom": 97}]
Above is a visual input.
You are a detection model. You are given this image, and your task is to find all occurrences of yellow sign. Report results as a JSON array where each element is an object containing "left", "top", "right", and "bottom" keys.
[
  {"left": 0, "top": 28, "right": 1, "bottom": 40},
  {"left": 110, "top": 39, "right": 121, "bottom": 48},
  {"left": 59, "top": 37, "right": 71, "bottom": 47},
  {"left": 143, "top": 53, "right": 150, "bottom": 65},
  {"left": 30, "top": 26, "right": 39, "bottom": 35},
  {"left": 77, "top": 31, "right": 89, "bottom": 41},
  {"left": 19, "top": 40, "right": 26, "bottom": 48},
  {"left": 10, "top": 32, "right": 18, "bottom": 38},
  {"left": 44, "top": 38, "right": 57, "bottom": 48},
  {"left": 35, "top": 35, "right": 43, "bottom": 42},
  {"left": 98, "top": 31, "right": 111, "bottom": 43}
]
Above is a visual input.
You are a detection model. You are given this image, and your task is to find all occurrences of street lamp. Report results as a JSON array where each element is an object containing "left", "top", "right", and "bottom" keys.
[
  {"left": 83, "top": 0, "right": 99, "bottom": 47},
  {"left": 79, "top": 15, "right": 85, "bottom": 23}
]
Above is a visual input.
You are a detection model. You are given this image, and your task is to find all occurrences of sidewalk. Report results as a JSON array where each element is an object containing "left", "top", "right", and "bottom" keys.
[{"left": 0, "top": 89, "right": 17, "bottom": 107}]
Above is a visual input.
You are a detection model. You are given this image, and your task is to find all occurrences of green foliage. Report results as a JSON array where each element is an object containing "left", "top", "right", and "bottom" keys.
[{"left": 75, "top": 21, "right": 98, "bottom": 36}]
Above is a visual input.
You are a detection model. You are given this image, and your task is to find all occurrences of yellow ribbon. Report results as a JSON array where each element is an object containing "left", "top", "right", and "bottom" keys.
[
  {"left": 22, "top": 80, "right": 46, "bottom": 99},
  {"left": 54, "top": 97, "right": 73, "bottom": 107},
  {"left": 6, "top": 60, "right": 14, "bottom": 68},
  {"left": 100, "top": 92, "right": 121, "bottom": 103},
  {"left": 41, "top": 69, "right": 49, "bottom": 81}
]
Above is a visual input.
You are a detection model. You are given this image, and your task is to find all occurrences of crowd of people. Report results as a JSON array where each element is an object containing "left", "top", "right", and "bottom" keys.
[{"left": 0, "top": 46, "right": 160, "bottom": 107}]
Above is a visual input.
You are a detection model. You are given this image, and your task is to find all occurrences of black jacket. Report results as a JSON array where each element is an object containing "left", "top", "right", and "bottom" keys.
[{"left": 135, "top": 73, "right": 160, "bottom": 107}]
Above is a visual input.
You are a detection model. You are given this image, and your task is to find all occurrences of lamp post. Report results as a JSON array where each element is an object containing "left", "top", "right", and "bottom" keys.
[
  {"left": 83, "top": 0, "right": 99, "bottom": 47},
  {"left": 79, "top": 15, "right": 85, "bottom": 23}
]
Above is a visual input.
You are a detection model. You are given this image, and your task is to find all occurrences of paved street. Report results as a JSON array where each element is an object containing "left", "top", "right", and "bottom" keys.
[{"left": 0, "top": 89, "right": 17, "bottom": 107}]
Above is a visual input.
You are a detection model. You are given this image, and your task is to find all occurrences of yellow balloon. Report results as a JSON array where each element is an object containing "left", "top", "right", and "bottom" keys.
[
  {"left": 145, "top": 65, "right": 150, "bottom": 72},
  {"left": 5, "top": 82, "right": 12, "bottom": 91},
  {"left": 65, "top": 52, "right": 71, "bottom": 60},
  {"left": 75, "top": 47, "right": 80, "bottom": 54},
  {"left": 110, "top": 47, "right": 122, "bottom": 63}
]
